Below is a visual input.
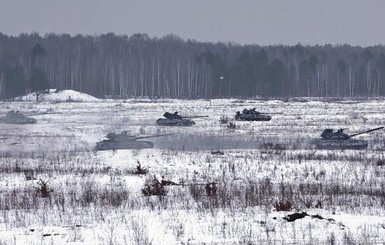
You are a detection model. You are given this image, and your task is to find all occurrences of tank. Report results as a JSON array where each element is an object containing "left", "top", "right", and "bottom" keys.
[
  {"left": 0, "top": 110, "right": 37, "bottom": 124},
  {"left": 312, "top": 127, "right": 384, "bottom": 150},
  {"left": 235, "top": 108, "right": 279, "bottom": 121},
  {"left": 95, "top": 131, "right": 173, "bottom": 150},
  {"left": 156, "top": 112, "right": 207, "bottom": 126}
]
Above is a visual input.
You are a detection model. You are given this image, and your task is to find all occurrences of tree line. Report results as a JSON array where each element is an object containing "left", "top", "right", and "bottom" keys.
[{"left": 1, "top": 32, "right": 385, "bottom": 100}]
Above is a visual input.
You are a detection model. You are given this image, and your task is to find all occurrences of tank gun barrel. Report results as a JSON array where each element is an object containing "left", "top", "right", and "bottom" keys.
[
  {"left": 179, "top": 182, "right": 217, "bottom": 186},
  {"left": 181, "top": 115, "right": 209, "bottom": 119},
  {"left": 259, "top": 112, "right": 283, "bottom": 114},
  {"left": 135, "top": 133, "right": 174, "bottom": 140},
  {"left": 349, "top": 126, "right": 384, "bottom": 138}
]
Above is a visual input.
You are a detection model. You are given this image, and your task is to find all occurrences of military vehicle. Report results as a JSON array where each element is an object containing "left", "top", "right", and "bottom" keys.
[
  {"left": 235, "top": 108, "right": 280, "bottom": 121},
  {"left": 156, "top": 112, "right": 207, "bottom": 126},
  {"left": 95, "top": 131, "right": 173, "bottom": 150},
  {"left": 312, "top": 127, "right": 384, "bottom": 150},
  {"left": 0, "top": 110, "right": 37, "bottom": 124}
]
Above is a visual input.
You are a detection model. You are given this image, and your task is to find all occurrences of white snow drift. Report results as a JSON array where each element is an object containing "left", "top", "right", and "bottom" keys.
[{"left": 15, "top": 89, "right": 100, "bottom": 102}]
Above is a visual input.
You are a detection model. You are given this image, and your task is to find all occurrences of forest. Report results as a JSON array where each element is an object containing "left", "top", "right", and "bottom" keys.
[{"left": 1, "top": 32, "right": 385, "bottom": 99}]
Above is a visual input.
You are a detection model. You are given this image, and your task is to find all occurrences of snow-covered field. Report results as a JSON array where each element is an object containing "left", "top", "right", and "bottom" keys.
[{"left": 1, "top": 92, "right": 385, "bottom": 244}]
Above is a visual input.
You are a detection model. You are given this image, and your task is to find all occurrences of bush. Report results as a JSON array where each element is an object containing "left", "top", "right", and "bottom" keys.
[
  {"left": 133, "top": 161, "right": 149, "bottom": 175},
  {"left": 142, "top": 177, "right": 167, "bottom": 196},
  {"left": 205, "top": 183, "right": 217, "bottom": 196},
  {"left": 274, "top": 199, "right": 293, "bottom": 211},
  {"left": 37, "top": 179, "right": 52, "bottom": 198},
  {"left": 219, "top": 116, "right": 229, "bottom": 124}
]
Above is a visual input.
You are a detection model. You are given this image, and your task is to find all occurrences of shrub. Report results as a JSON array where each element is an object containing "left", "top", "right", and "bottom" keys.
[
  {"left": 274, "top": 199, "right": 293, "bottom": 211},
  {"left": 37, "top": 179, "right": 53, "bottom": 198},
  {"left": 133, "top": 161, "right": 149, "bottom": 175},
  {"left": 219, "top": 116, "right": 229, "bottom": 124},
  {"left": 227, "top": 122, "right": 236, "bottom": 129},
  {"left": 205, "top": 183, "right": 217, "bottom": 196},
  {"left": 142, "top": 177, "right": 167, "bottom": 196},
  {"left": 376, "top": 159, "right": 385, "bottom": 166}
]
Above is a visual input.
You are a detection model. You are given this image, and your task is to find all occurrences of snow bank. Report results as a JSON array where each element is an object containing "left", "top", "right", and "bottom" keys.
[{"left": 15, "top": 89, "right": 100, "bottom": 102}]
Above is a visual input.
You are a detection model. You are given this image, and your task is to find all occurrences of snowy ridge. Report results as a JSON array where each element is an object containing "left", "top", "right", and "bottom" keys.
[{"left": 15, "top": 89, "right": 100, "bottom": 102}]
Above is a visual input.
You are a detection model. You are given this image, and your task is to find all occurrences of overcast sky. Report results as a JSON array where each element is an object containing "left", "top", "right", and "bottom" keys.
[{"left": 0, "top": 0, "right": 384, "bottom": 46}]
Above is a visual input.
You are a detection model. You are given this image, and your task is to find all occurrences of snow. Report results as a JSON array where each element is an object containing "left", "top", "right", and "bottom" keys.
[
  {"left": 1, "top": 98, "right": 385, "bottom": 244},
  {"left": 14, "top": 89, "right": 99, "bottom": 102}
]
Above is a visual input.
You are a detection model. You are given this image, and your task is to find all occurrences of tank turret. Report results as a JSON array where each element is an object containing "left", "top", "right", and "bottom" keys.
[
  {"left": 313, "top": 127, "right": 384, "bottom": 150},
  {"left": 0, "top": 110, "right": 37, "bottom": 124},
  {"left": 235, "top": 108, "right": 280, "bottom": 121},
  {"left": 156, "top": 111, "right": 208, "bottom": 126},
  {"left": 95, "top": 131, "right": 173, "bottom": 150}
]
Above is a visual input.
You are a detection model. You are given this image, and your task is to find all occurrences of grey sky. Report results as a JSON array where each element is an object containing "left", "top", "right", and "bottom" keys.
[{"left": 0, "top": 0, "right": 384, "bottom": 46}]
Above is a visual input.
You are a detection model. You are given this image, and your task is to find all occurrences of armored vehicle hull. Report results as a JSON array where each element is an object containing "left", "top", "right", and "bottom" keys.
[
  {"left": 95, "top": 132, "right": 173, "bottom": 151},
  {"left": 95, "top": 140, "right": 154, "bottom": 151},
  {"left": 156, "top": 118, "right": 196, "bottom": 126},
  {"left": 0, "top": 117, "right": 37, "bottom": 124},
  {"left": 312, "top": 139, "right": 368, "bottom": 150},
  {"left": 312, "top": 127, "right": 383, "bottom": 150},
  {"left": 235, "top": 108, "right": 279, "bottom": 121},
  {"left": 0, "top": 111, "right": 37, "bottom": 124},
  {"left": 235, "top": 114, "right": 272, "bottom": 121}
]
